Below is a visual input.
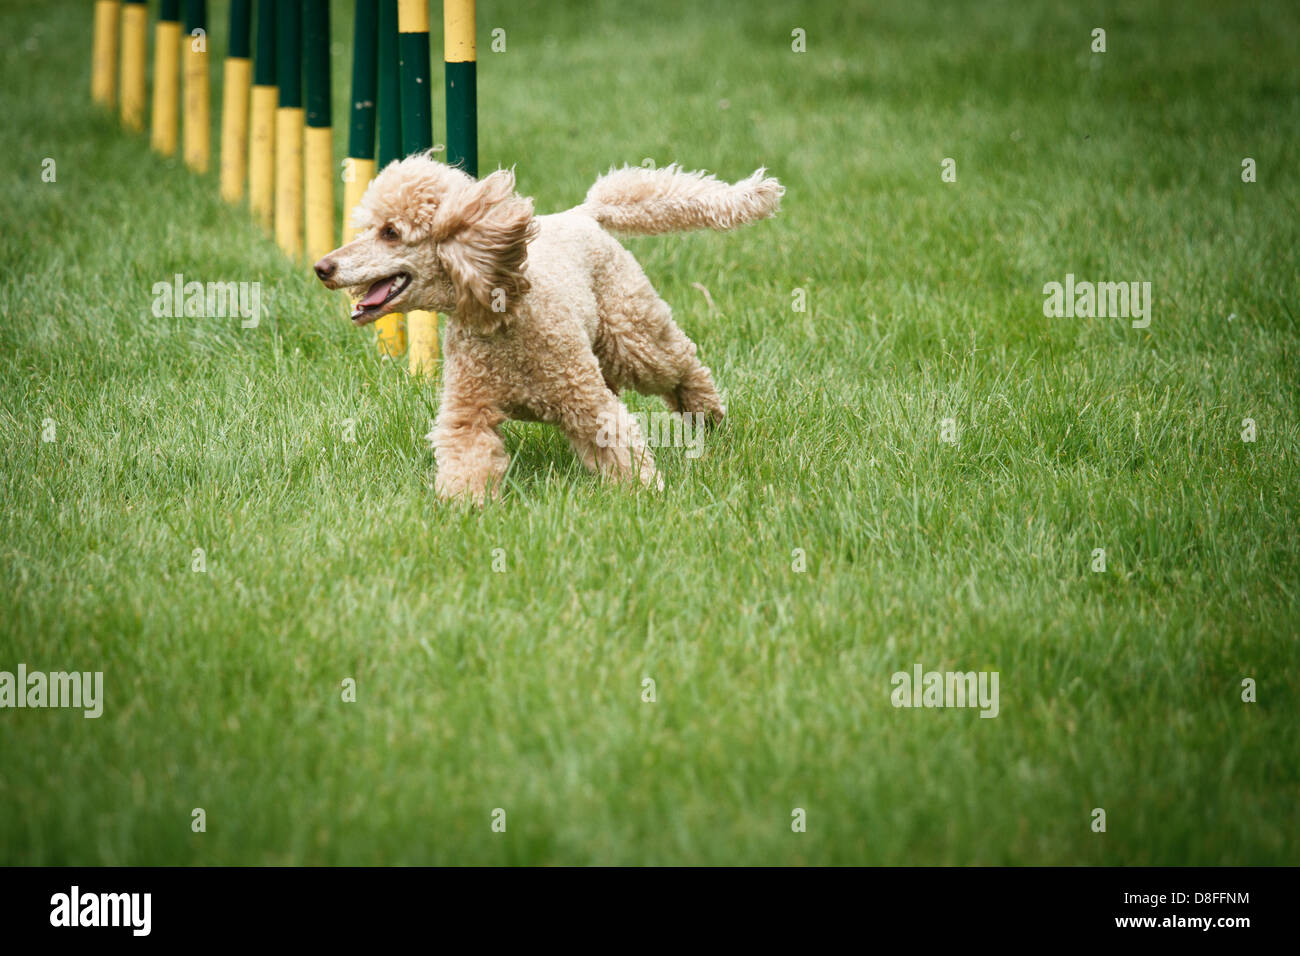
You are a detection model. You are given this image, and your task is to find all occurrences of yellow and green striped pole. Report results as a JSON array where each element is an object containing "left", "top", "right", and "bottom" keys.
[
  {"left": 182, "top": 0, "right": 211, "bottom": 173},
  {"left": 343, "top": 0, "right": 378, "bottom": 245},
  {"left": 220, "top": 0, "right": 253, "bottom": 201},
  {"left": 118, "top": 0, "right": 148, "bottom": 130},
  {"left": 374, "top": 0, "right": 406, "bottom": 358},
  {"left": 275, "top": 0, "right": 304, "bottom": 258},
  {"left": 304, "top": 0, "right": 334, "bottom": 262},
  {"left": 150, "top": 0, "right": 181, "bottom": 156},
  {"left": 248, "top": 0, "right": 277, "bottom": 228},
  {"left": 92, "top": 0, "right": 121, "bottom": 108},
  {"left": 377, "top": 0, "right": 402, "bottom": 174},
  {"left": 397, "top": 0, "right": 437, "bottom": 374},
  {"left": 444, "top": 0, "right": 477, "bottom": 178},
  {"left": 346, "top": 1, "right": 403, "bottom": 357}
]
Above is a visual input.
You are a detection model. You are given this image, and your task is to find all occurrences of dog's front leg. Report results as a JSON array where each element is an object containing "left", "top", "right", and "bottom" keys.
[{"left": 431, "top": 401, "right": 510, "bottom": 505}]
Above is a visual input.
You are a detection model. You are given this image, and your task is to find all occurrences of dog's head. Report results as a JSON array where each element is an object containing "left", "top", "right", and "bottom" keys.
[{"left": 314, "top": 154, "right": 538, "bottom": 332}]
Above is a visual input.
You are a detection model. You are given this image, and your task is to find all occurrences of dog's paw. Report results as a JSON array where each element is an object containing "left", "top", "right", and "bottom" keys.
[
  {"left": 634, "top": 462, "right": 664, "bottom": 493},
  {"left": 434, "top": 471, "right": 503, "bottom": 506},
  {"left": 672, "top": 383, "right": 726, "bottom": 425}
]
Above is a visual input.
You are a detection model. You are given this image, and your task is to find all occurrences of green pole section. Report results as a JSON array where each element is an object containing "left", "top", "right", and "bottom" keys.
[
  {"left": 183, "top": 0, "right": 206, "bottom": 34},
  {"left": 229, "top": 0, "right": 252, "bottom": 58},
  {"left": 303, "top": 0, "right": 330, "bottom": 129},
  {"left": 397, "top": 6, "right": 432, "bottom": 155},
  {"left": 276, "top": 0, "right": 301, "bottom": 108},
  {"left": 444, "top": 0, "right": 477, "bottom": 177},
  {"left": 161, "top": 0, "right": 181, "bottom": 21},
  {"left": 254, "top": 0, "right": 276, "bottom": 86},
  {"left": 444, "top": 63, "right": 477, "bottom": 176},
  {"left": 377, "top": 0, "right": 402, "bottom": 167},
  {"left": 348, "top": 0, "right": 378, "bottom": 160}
]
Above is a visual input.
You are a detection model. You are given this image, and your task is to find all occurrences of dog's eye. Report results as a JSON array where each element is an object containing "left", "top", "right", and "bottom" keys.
[{"left": 379, "top": 225, "right": 400, "bottom": 242}]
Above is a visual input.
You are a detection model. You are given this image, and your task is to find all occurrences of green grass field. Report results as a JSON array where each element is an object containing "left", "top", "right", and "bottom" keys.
[{"left": 2, "top": 0, "right": 1298, "bottom": 865}]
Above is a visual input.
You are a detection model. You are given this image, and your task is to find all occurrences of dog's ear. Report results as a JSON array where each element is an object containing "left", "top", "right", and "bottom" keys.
[{"left": 434, "top": 169, "right": 538, "bottom": 328}]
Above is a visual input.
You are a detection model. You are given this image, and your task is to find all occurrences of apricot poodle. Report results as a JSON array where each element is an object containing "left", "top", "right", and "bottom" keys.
[{"left": 314, "top": 155, "right": 783, "bottom": 501}]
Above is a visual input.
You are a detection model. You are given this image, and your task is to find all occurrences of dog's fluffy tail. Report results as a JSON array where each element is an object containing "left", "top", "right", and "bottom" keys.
[{"left": 578, "top": 164, "right": 784, "bottom": 235}]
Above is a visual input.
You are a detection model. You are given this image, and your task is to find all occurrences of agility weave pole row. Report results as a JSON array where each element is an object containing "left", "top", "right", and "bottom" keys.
[{"left": 89, "top": 0, "right": 480, "bottom": 373}]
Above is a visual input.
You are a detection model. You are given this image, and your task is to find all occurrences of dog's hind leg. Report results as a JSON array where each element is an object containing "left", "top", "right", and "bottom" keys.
[
  {"left": 557, "top": 375, "right": 663, "bottom": 491},
  {"left": 664, "top": 350, "right": 726, "bottom": 425},
  {"left": 597, "top": 284, "right": 726, "bottom": 424}
]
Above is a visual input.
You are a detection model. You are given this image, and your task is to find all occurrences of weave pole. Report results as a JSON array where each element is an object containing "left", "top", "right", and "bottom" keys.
[
  {"left": 220, "top": 0, "right": 252, "bottom": 201},
  {"left": 444, "top": 0, "right": 477, "bottom": 177},
  {"left": 92, "top": 0, "right": 120, "bottom": 107},
  {"left": 344, "top": 0, "right": 379, "bottom": 246},
  {"left": 182, "top": 0, "right": 210, "bottom": 173},
  {"left": 150, "top": 0, "right": 181, "bottom": 155},
  {"left": 373, "top": 0, "right": 407, "bottom": 357},
  {"left": 275, "top": 0, "right": 304, "bottom": 258},
  {"left": 343, "top": 1, "right": 401, "bottom": 356},
  {"left": 248, "top": 0, "right": 277, "bottom": 228},
  {"left": 397, "top": 0, "right": 437, "bottom": 374},
  {"left": 119, "top": 0, "right": 148, "bottom": 130},
  {"left": 377, "top": 0, "right": 402, "bottom": 171},
  {"left": 304, "top": 0, "right": 334, "bottom": 262}
]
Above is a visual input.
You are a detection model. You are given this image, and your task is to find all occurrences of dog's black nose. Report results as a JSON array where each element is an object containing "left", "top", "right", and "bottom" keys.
[{"left": 314, "top": 258, "right": 336, "bottom": 281}]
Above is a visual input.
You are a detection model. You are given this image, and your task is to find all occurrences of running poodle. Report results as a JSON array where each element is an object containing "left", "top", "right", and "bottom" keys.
[{"left": 314, "top": 155, "right": 783, "bottom": 502}]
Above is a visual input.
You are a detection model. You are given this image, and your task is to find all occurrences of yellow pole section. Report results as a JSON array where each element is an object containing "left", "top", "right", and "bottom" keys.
[
  {"left": 92, "top": 1, "right": 121, "bottom": 107},
  {"left": 182, "top": 34, "right": 210, "bottom": 172},
  {"left": 444, "top": 0, "right": 475, "bottom": 61},
  {"left": 344, "top": 159, "right": 404, "bottom": 358},
  {"left": 220, "top": 58, "right": 252, "bottom": 201},
  {"left": 119, "top": 3, "right": 147, "bottom": 129},
  {"left": 248, "top": 85, "right": 277, "bottom": 228},
  {"left": 375, "top": 314, "right": 408, "bottom": 359},
  {"left": 374, "top": 314, "right": 407, "bottom": 359},
  {"left": 275, "top": 107, "right": 305, "bottom": 257},
  {"left": 151, "top": 20, "right": 181, "bottom": 155},
  {"left": 396, "top": 0, "right": 428, "bottom": 33},
  {"left": 407, "top": 309, "right": 438, "bottom": 376},
  {"left": 305, "top": 127, "right": 334, "bottom": 262},
  {"left": 341, "top": 159, "right": 375, "bottom": 244}
]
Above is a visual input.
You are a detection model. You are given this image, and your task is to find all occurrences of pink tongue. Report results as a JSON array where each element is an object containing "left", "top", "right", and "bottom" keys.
[{"left": 358, "top": 277, "right": 395, "bottom": 308}]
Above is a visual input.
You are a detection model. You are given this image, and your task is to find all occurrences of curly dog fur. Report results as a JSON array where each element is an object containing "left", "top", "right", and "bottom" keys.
[{"left": 315, "top": 155, "right": 783, "bottom": 502}]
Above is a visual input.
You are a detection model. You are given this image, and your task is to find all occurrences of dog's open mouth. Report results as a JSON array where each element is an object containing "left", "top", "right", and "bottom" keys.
[{"left": 351, "top": 274, "right": 411, "bottom": 325}]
